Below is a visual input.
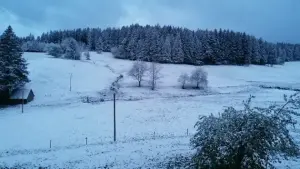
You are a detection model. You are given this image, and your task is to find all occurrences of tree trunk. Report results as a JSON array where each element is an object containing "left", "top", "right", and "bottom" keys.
[
  {"left": 152, "top": 77, "right": 155, "bottom": 90},
  {"left": 233, "top": 145, "right": 245, "bottom": 169},
  {"left": 138, "top": 80, "right": 141, "bottom": 87}
]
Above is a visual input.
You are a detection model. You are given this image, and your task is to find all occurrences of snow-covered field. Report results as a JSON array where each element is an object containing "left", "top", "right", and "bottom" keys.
[{"left": 1, "top": 52, "right": 300, "bottom": 168}]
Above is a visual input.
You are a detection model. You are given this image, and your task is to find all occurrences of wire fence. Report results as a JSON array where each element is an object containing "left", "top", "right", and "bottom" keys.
[{"left": 0, "top": 129, "right": 195, "bottom": 158}]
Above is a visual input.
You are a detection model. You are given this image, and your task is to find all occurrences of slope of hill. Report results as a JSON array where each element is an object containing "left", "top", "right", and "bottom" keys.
[{"left": 0, "top": 52, "right": 300, "bottom": 168}]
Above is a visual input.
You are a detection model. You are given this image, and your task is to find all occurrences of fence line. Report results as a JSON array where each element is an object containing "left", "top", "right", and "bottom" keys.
[{"left": 0, "top": 129, "right": 194, "bottom": 158}]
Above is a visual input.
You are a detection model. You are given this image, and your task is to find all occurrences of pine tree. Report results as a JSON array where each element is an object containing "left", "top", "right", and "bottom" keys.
[
  {"left": 249, "top": 37, "right": 260, "bottom": 64},
  {"left": 258, "top": 39, "right": 268, "bottom": 65},
  {"left": 277, "top": 47, "right": 287, "bottom": 64},
  {"left": 95, "top": 36, "right": 104, "bottom": 53},
  {"left": 127, "top": 34, "right": 138, "bottom": 60},
  {"left": 293, "top": 45, "right": 300, "bottom": 60},
  {"left": 160, "top": 36, "right": 172, "bottom": 63},
  {"left": 267, "top": 43, "right": 277, "bottom": 66},
  {"left": 136, "top": 39, "right": 146, "bottom": 60},
  {"left": 241, "top": 33, "right": 251, "bottom": 65},
  {"left": 102, "top": 30, "right": 110, "bottom": 52},
  {"left": 171, "top": 33, "right": 184, "bottom": 63},
  {"left": 181, "top": 29, "right": 195, "bottom": 64},
  {"left": 202, "top": 31, "right": 215, "bottom": 64},
  {"left": 0, "top": 26, "right": 29, "bottom": 93},
  {"left": 87, "top": 29, "right": 93, "bottom": 50},
  {"left": 194, "top": 30, "right": 205, "bottom": 65}
]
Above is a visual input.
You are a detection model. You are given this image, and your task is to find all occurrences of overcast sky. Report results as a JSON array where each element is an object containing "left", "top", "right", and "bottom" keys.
[{"left": 0, "top": 0, "right": 299, "bottom": 43}]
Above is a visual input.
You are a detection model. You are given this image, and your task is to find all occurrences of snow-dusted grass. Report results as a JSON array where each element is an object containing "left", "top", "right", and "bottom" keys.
[{"left": 0, "top": 52, "right": 300, "bottom": 168}]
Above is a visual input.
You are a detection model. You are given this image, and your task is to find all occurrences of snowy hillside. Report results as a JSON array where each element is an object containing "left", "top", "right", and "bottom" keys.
[{"left": 1, "top": 52, "right": 300, "bottom": 168}]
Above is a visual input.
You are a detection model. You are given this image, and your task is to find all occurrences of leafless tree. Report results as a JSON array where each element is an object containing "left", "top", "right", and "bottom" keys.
[
  {"left": 128, "top": 60, "right": 148, "bottom": 87},
  {"left": 148, "top": 62, "right": 162, "bottom": 90},
  {"left": 190, "top": 67, "right": 208, "bottom": 89},
  {"left": 178, "top": 73, "right": 189, "bottom": 89}
]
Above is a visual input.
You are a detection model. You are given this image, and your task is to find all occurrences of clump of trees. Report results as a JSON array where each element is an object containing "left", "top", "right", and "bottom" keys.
[
  {"left": 22, "top": 40, "right": 47, "bottom": 52},
  {"left": 46, "top": 37, "right": 81, "bottom": 60},
  {"left": 0, "top": 26, "right": 30, "bottom": 102},
  {"left": 178, "top": 67, "right": 208, "bottom": 89},
  {"left": 46, "top": 43, "right": 63, "bottom": 58},
  {"left": 128, "top": 61, "right": 162, "bottom": 90},
  {"left": 128, "top": 62, "right": 208, "bottom": 90},
  {"left": 190, "top": 94, "right": 300, "bottom": 169},
  {"left": 61, "top": 38, "right": 81, "bottom": 60}
]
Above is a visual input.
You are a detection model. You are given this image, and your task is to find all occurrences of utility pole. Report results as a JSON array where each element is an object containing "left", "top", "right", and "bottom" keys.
[
  {"left": 69, "top": 73, "right": 73, "bottom": 92},
  {"left": 113, "top": 93, "right": 116, "bottom": 142},
  {"left": 110, "top": 74, "right": 123, "bottom": 142}
]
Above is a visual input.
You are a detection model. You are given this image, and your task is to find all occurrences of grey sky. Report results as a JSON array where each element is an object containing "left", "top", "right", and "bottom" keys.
[{"left": 0, "top": 0, "right": 299, "bottom": 43}]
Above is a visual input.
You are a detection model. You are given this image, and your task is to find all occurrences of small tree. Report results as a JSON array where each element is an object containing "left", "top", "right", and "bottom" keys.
[
  {"left": 190, "top": 67, "right": 208, "bottom": 89},
  {"left": 84, "top": 52, "right": 91, "bottom": 60},
  {"left": 191, "top": 94, "right": 300, "bottom": 169},
  {"left": 111, "top": 46, "right": 126, "bottom": 59},
  {"left": 96, "top": 36, "right": 104, "bottom": 54},
  {"left": 46, "top": 43, "right": 63, "bottom": 58},
  {"left": 128, "top": 60, "right": 148, "bottom": 87},
  {"left": 178, "top": 73, "right": 189, "bottom": 89},
  {"left": 62, "top": 38, "right": 81, "bottom": 60},
  {"left": 148, "top": 62, "right": 162, "bottom": 90}
]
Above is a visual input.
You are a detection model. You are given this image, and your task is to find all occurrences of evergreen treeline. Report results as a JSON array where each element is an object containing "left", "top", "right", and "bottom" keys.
[{"left": 22, "top": 24, "right": 300, "bottom": 66}]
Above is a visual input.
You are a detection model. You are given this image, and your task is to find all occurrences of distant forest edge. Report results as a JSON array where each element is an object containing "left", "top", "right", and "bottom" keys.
[{"left": 20, "top": 24, "right": 300, "bottom": 66}]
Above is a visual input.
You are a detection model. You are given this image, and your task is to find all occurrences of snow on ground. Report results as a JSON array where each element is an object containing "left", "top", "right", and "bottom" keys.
[{"left": 0, "top": 52, "right": 300, "bottom": 168}]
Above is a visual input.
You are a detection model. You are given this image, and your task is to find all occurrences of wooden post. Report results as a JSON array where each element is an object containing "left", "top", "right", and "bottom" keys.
[
  {"left": 85, "top": 137, "right": 88, "bottom": 145},
  {"left": 21, "top": 89, "right": 24, "bottom": 113},
  {"left": 154, "top": 131, "right": 156, "bottom": 139},
  {"left": 187, "top": 128, "right": 189, "bottom": 136},
  {"left": 50, "top": 140, "right": 52, "bottom": 149},
  {"left": 69, "top": 73, "right": 72, "bottom": 92},
  {"left": 113, "top": 93, "right": 116, "bottom": 142}
]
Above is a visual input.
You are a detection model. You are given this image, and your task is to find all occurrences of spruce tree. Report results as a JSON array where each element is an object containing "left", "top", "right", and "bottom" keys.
[
  {"left": 0, "top": 26, "right": 29, "bottom": 93},
  {"left": 160, "top": 36, "right": 172, "bottom": 63},
  {"left": 171, "top": 33, "right": 184, "bottom": 63},
  {"left": 95, "top": 36, "right": 104, "bottom": 53}
]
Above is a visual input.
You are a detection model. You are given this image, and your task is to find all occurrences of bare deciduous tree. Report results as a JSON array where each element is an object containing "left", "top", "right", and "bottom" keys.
[
  {"left": 190, "top": 67, "right": 208, "bottom": 89},
  {"left": 178, "top": 73, "right": 189, "bottom": 89},
  {"left": 148, "top": 62, "right": 162, "bottom": 90},
  {"left": 128, "top": 60, "right": 148, "bottom": 87}
]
